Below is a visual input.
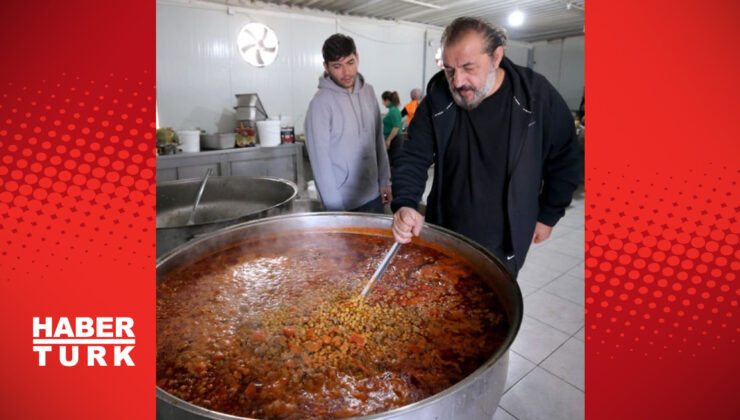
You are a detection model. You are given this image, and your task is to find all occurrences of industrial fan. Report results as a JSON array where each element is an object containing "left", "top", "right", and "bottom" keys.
[{"left": 237, "top": 22, "right": 279, "bottom": 67}]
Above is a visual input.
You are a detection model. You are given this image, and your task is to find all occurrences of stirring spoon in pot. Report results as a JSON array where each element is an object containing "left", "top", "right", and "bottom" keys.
[
  {"left": 187, "top": 168, "right": 213, "bottom": 225},
  {"left": 360, "top": 241, "right": 401, "bottom": 300}
]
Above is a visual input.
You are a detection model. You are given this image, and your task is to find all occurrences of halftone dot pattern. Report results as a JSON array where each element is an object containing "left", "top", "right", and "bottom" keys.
[
  {"left": 586, "top": 164, "right": 739, "bottom": 358},
  {"left": 0, "top": 2, "right": 156, "bottom": 419},
  {"left": 0, "top": 72, "right": 156, "bottom": 280}
]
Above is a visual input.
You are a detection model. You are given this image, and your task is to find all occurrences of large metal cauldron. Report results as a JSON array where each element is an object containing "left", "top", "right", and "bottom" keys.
[
  {"left": 156, "top": 176, "right": 298, "bottom": 257},
  {"left": 156, "top": 213, "right": 523, "bottom": 420}
]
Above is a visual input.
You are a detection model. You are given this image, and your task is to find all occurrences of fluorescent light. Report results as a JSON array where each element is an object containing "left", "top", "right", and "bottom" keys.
[
  {"left": 399, "top": 0, "right": 444, "bottom": 10},
  {"left": 508, "top": 10, "right": 524, "bottom": 27},
  {"left": 567, "top": 2, "right": 585, "bottom": 12}
]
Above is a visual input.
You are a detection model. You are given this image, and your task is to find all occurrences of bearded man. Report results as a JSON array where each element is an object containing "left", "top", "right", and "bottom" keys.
[{"left": 390, "top": 17, "right": 582, "bottom": 276}]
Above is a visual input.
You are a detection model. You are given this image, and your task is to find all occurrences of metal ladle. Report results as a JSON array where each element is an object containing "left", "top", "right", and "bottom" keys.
[
  {"left": 187, "top": 168, "right": 213, "bottom": 225},
  {"left": 359, "top": 241, "right": 401, "bottom": 300}
]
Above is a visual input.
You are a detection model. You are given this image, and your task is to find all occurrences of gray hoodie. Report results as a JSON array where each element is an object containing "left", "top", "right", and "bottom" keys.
[{"left": 304, "top": 73, "right": 390, "bottom": 210}]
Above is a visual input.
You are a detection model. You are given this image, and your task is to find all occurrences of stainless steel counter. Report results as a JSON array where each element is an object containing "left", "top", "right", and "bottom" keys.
[{"left": 156, "top": 143, "right": 305, "bottom": 191}]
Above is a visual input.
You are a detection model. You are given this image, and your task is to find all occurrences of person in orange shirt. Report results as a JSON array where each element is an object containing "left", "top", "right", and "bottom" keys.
[{"left": 401, "top": 88, "right": 423, "bottom": 127}]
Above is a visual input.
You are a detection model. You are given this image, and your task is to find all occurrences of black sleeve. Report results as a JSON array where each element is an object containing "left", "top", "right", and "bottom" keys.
[
  {"left": 401, "top": 106, "right": 408, "bottom": 117},
  {"left": 537, "top": 83, "right": 583, "bottom": 226},
  {"left": 391, "top": 98, "right": 435, "bottom": 212}
]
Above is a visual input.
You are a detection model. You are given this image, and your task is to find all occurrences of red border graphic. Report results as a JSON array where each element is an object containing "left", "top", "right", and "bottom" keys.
[
  {"left": 0, "top": 1, "right": 155, "bottom": 419},
  {"left": 0, "top": 0, "right": 738, "bottom": 419},
  {"left": 587, "top": 1, "right": 740, "bottom": 418}
]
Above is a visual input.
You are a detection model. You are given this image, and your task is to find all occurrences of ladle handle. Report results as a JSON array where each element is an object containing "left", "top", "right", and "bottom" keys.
[
  {"left": 360, "top": 241, "right": 401, "bottom": 300},
  {"left": 187, "top": 168, "right": 213, "bottom": 225}
]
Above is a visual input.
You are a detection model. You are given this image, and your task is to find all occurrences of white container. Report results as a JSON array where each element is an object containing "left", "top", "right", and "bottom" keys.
[
  {"left": 235, "top": 106, "right": 266, "bottom": 121},
  {"left": 256, "top": 120, "right": 281, "bottom": 147},
  {"left": 177, "top": 130, "right": 200, "bottom": 153},
  {"left": 217, "top": 132, "right": 236, "bottom": 148},
  {"left": 201, "top": 132, "right": 235, "bottom": 150}
]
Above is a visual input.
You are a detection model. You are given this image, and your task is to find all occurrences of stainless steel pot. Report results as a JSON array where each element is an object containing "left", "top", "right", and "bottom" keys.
[
  {"left": 156, "top": 176, "right": 297, "bottom": 257},
  {"left": 156, "top": 213, "right": 523, "bottom": 420}
]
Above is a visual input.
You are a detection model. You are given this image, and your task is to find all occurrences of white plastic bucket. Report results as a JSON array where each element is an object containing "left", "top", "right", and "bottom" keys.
[
  {"left": 256, "top": 120, "right": 281, "bottom": 147},
  {"left": 177, "top": 130, "right": 200, "bottom": 153}
]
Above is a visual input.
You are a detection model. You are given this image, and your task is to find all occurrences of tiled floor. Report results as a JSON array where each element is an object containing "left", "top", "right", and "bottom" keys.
[{"left": 497, "top": 194, "right": 585, "bottom": 420}]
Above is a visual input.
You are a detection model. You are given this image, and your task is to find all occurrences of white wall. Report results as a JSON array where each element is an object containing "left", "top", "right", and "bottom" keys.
[
  {"left": 531, "top": 36, "right": 585, "bottom": 110},
  {"left": 338, "top": 19, "right": 427, "bottom": 109},
  {"left": 157, "top": 0, "right": 584, "bottom": 134},
  {"left": 157, "top": 0, "right": 436, "bottom": 135},
  {"left": 505, "top": 42, "right": 531, "bottom": 68},
  {"left": 422, "top": 27, "right": 444, "bottom": 90}
]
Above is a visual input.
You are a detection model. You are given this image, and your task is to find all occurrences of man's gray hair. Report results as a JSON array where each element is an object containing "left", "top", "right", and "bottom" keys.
[
  {"left": 441, "top": 17, "right": 508, "bottom": 56},
  {"left": 410, "top": 88, "right": 423, "bottom": 100}
]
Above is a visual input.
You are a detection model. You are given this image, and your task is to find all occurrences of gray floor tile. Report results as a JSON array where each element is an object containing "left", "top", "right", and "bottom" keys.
[
  {"left": 506, "top": 350, "right": 537, "bottom": 392},
  {"left": 574, "top": 327, "right": 585, "bottom": 342},
  {"left": 564, "top": 216, "right": 583, "bottom": 224},
  {"left": 528, "top": 240, "right": 549, "bottom": 252},
  {"left": 565, "top": 206, "right": 584, "bottom": 215},
  {"left": 500, "top": 367, "right": 585, "bottom": 420},
  {"left": 561, "top": 214, "right": 584, "bottom": 225},
  {"left": 523, "top": 249, "right": 581, "bottom": 275},
  {"left": 524, "top": 290, "right": 584, "bottom": 335},
  {"left": 569, "top": 226, "right": 585, "bottom": 234},
  {"left": 557, "top": 212, "right": 584, "bottom": 229},
  {"left": 548, "top": 224, "right": 574, "bottom": 239},
  {"left": 564, "top": 262, "right": 585, "bottom": 279},
  {"left": 541, "top": 338, "right": 585, "bottom": 391},
  {"left": 511, "top": 315, "right": 570, "bottom": 364},
  {"left": 569, "top": 230, "right": 585, "bottom": 243},
  {"left": 493, "top": 407, "right": 517, "bottom": 420},
  {"left": 543, "top": 230, "right": 584, "bottom": 259},
  {"left": 517, "top": 263, "right": 563, "bottom": 289},
  {"left": 543, "top": 274, "right": 584, "bottom": 306},
  {"left": 518, "top": 281, "right": 539, "bottom": 298}
]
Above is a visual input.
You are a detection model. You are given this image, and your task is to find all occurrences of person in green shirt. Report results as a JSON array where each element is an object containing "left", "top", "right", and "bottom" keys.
[{"left": 381, "top": 91, "right": 403, "bottom": 167}]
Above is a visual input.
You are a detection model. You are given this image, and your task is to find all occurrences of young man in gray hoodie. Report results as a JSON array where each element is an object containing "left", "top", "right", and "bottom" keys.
[{"left": 304, "top": 34, "right": 391, "bottom": 212}]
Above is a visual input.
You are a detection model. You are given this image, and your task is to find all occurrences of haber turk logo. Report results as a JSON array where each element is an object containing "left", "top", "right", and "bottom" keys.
[{"left": 32, "top": 317, "right": 136, "bottom": 367}]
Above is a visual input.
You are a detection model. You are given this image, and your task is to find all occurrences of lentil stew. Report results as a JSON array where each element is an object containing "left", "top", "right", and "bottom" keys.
[{"left": 157, "top": 231, "right": 508, "bottom": 419}]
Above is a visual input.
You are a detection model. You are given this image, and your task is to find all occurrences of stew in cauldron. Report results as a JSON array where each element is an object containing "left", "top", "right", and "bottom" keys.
[{"left": 157, "top": 231, "right": 508, "bottom": 419}]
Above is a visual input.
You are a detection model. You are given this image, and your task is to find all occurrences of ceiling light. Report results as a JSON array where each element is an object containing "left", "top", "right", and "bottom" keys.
[
  {"left": 508, "top": 10, "right": 524, "bottom": 27},
  {"left": 399, "top": 0, "right": 444, "bottom": 10},
  {"left": 566, "top": 2, "right": 585, "bottom": 12}
]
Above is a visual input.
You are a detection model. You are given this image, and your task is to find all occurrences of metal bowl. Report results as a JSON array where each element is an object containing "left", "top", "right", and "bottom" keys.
[
  {"left": 156, "top": 213, "right": 523, "bottom": 420},
  {"left": 156, "top": 176, "right": 297, "bottom": 257}
]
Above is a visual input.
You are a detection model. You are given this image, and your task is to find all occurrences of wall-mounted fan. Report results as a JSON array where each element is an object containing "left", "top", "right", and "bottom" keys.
[{"left": 237, "top": 22, "right": 279, "bottom": 67}]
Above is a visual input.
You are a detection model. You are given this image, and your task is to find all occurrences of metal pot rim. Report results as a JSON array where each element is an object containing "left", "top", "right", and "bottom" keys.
[
  {"left": 156, "top": 212, "right": 523, "bottom": 419},
  {"left": 156, "top": 176, "right": 298, "bottom": 230}
]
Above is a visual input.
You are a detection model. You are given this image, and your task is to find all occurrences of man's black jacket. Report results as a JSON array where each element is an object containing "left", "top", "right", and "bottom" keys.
[{"left": 391, "top": 57, "right": 583, "bottom": 272}]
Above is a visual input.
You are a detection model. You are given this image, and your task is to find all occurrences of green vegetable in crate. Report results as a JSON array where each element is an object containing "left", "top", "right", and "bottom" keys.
[{"left": 156, "top": 127, "right": 179, "bottom": 146}]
